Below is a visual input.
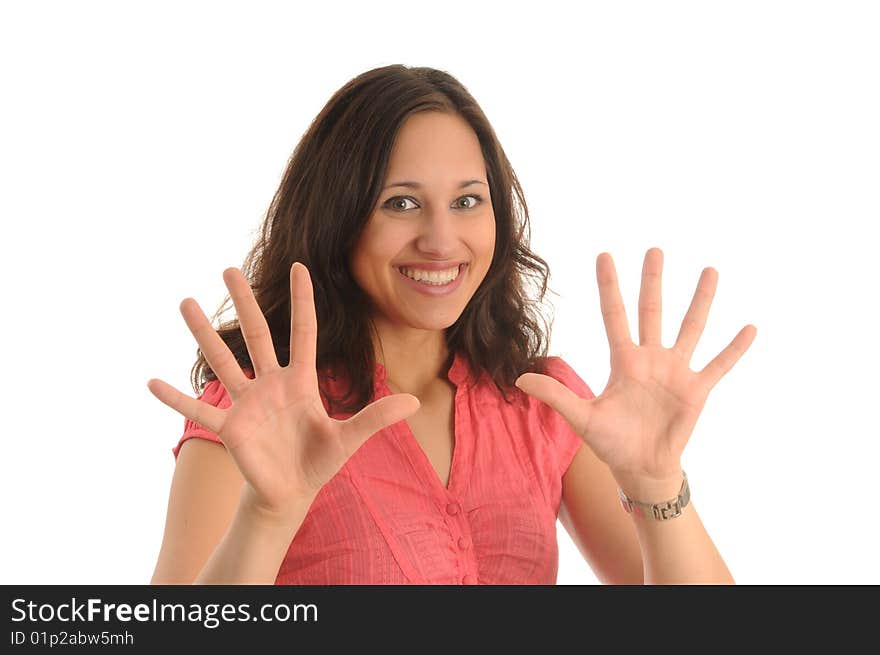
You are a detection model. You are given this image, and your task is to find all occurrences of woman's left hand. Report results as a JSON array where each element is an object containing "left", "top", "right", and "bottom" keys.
[{"left": 515, "top": 248, "right": 757, "bottom": 491}]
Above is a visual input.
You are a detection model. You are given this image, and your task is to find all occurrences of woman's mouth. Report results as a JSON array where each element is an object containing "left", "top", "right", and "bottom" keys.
[
  {"left": 394, "top": 263, "right": 468, "bottom": 296},
  {"left": 397, "top": 264, "right": 462, "bottom": 285}
]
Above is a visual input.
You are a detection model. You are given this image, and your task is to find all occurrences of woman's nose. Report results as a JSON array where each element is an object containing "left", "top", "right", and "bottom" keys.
[{"left": 414, "top": 209, "right": 459, "bottom": 256}]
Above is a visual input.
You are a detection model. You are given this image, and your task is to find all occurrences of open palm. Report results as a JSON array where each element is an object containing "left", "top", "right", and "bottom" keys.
[
  {"left": 516, "top": 248, "right": 756, "bottom": 481},
  {"left": 147, "top": 263, "right": 421, "bottom": 520}
]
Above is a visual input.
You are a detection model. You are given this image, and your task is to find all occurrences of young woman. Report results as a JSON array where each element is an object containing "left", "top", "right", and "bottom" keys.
[{"left": 147, "top": 65, "right": 756, "bottom": 585}]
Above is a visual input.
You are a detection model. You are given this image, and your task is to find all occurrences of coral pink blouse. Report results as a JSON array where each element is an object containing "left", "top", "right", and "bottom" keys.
[{"left": 171, "top": 353, "right": 595, "bottom": 585}]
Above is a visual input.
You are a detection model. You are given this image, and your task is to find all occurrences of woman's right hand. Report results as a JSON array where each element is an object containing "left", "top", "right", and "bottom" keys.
[{"left": 147, "top": 262, "right": 421, "bottom": 523}]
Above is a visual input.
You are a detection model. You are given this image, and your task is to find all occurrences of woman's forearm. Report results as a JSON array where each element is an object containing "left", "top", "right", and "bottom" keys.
[
  {"left": 631, "top": 503, "right": 733, "bottom": 584},
  {"left": 616, "top": 472, "right": 734, "bottom": 585},
  {"left": 194, "top": 492, "right": 315, "bottom": 585}
]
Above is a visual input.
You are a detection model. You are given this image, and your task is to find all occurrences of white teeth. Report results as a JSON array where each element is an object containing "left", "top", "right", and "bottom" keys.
[{"left": 399, "top": 265, "right": 461, "bottom": 285}]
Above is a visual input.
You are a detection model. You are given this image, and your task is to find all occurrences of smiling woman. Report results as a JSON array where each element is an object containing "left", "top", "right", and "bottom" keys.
[
  {"left": 350, "top": 111, "right": 497, "bottom": 363},
  {"left": 148, "top": 64, "right": 742, "bottom": 586}
]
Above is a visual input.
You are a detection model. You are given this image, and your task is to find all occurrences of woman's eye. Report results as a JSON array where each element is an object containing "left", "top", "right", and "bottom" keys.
[
  {"left": 384, "top": 194, "right": 484, "bottom": 212},
  {"left": 386, "top": 196, "right": 418, "bottom": 211},
  {"left": 456, "top": 194, "right": 483, "bottom": 209}
]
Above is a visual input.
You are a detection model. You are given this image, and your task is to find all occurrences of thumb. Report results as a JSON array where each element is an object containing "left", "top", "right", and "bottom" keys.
[
  {"left": 515, "top": 373, "right": 590, "bottom": 435},
  {"left": 339, "top": 393, "right": 421, "bottom": 455}
]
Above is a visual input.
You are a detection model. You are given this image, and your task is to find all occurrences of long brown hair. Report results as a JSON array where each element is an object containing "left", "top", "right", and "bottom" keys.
[{"left": 191, "top": 64, "right": 556, "bottom": 413}]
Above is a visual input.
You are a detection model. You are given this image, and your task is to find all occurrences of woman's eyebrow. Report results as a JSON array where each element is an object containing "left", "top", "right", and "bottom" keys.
[{"left": 383, "top": 179, "right": 488, "bottom": 191}]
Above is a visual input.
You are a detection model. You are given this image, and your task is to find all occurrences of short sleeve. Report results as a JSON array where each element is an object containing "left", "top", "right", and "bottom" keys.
[
  {"left": 538, "top": 356, "right": 596, "bottom": 477},
  {"left": 171, "top": 379, "right": 232, "bottom": 461}
]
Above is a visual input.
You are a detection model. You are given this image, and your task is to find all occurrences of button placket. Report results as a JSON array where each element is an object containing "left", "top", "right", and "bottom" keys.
[
  {"left": 442, "top": 495, "right": 477, "bottom": 584},
  {"left": 438, "top": 492, "right": 479, "bottom": 585},
  {"left": 445, "top": 367, "right": 478, "bottom": 585}
]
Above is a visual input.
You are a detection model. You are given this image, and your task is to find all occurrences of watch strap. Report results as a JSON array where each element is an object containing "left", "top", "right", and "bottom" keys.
[{"left": 617, "top": 470, "right": 690, "bottom": 521}]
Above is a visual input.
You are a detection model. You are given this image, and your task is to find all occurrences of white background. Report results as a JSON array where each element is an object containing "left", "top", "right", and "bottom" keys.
[{"left": 2, "top": 1, "right": 877, "bottom": 585}]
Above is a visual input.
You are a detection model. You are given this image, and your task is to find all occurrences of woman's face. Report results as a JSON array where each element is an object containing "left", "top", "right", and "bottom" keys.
[{"left": 350, "top": 111, "right": 496, "bottom": 333}]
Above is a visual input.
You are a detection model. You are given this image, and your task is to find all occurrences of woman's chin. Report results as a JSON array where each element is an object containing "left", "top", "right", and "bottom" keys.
[{"left": 399, "top": 310, "right": 462, "bottom": 331}]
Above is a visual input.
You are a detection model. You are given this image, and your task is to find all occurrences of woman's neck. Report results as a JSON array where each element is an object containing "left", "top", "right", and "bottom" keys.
[{"left": 372, "top": 323, "right": 450, "bottom": 396}]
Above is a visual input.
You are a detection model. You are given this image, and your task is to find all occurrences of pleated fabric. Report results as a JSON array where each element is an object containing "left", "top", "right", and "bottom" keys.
[{"left": 172, "top": 353, "right": 595, "bottom": 584}]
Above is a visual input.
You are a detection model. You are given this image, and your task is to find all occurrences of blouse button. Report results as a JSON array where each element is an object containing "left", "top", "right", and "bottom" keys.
[
  {"left": 462, "top": 574, "right": 478, "bottom": 585},
  {"left": 457, "top": 536, "right": 469, "bottom": 550},
  {"left": 446, "top": 502, "right": 460, "bottom": 516}
]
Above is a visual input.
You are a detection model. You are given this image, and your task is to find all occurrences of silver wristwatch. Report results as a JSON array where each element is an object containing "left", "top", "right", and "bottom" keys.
[{"left": 617, "top": 471, "right": 690, "bottom": 521}]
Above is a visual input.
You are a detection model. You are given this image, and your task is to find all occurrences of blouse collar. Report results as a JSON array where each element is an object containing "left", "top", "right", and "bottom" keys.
[{"left": 373, "top": 349, "right": 472, "bottom": 388}]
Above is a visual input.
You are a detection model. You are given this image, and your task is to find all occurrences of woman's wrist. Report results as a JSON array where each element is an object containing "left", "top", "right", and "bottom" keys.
[
  {"left": 612, "top": 468, "right": 685, "bottom": 504},
  {"left": 237, "top": 486, "right": 318, "bottom": 538}
]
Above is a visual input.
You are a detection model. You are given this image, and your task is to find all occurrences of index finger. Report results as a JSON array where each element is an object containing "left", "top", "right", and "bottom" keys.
[
  {"left": 289, "top": 262, "right": 318, "bottom": 367},
  {"left": 596, "top": 252, "right": 634, "bottom": 350}
]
